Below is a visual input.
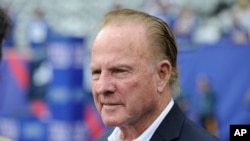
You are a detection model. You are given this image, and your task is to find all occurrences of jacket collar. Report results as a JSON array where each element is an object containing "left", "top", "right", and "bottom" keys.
[{"left": 150, "top": 102, "right": 185, "bottom": 141}]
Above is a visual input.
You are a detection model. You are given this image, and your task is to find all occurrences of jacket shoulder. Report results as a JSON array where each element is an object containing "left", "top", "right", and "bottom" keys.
[{"left": 179, "top": 118, "right": 221, "bottom": 141}]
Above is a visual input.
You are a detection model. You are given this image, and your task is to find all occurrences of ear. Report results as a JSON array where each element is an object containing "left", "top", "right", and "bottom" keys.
[{"left": 156, "top": 60, "right": 172, "bottom": 93}]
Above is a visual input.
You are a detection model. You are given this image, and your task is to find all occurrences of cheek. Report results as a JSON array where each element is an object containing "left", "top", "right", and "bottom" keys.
[
  {"left": 121, "top": 78, "right": 139, "bottom": 92},
  {"left": 91, "top": 81, "right": 100, "bottom": 95},
  {"left": 91, "top": 84, "right": 101, "bottom": 107},
  {"left": 91, "top": 83, "right": 96, "bottom": 98},
  {"left": 121, "top": 78, "right": 157, "bottom": 117},
  {"left": 132, "top": 74, "right": 157, "bottom": 101},
  {"left": 122, "top": 76, "right": 154, "bottom": 103}
]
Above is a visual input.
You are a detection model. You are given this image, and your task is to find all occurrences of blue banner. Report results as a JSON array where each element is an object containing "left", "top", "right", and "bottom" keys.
[{"left": 178, "top": 40, "right": 250, "bottom": 141}]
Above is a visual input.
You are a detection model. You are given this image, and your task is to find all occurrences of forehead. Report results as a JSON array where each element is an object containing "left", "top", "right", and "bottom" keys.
[
  {"left": 90, "top": 22, "right": 153, "bottom": 70},
  {"left": 92, "top": 22, "right": 148, "bottom": 54}
]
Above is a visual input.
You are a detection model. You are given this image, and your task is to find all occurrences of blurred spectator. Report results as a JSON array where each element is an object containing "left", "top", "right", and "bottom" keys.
[
  {"left": 175, "top": 90, "right": 192, "bottom": 117},
  {"left": 0, "top": 6, "right": 11, "bottom": 60},
  {"left": 1, "top": 7, "right": 31, "bottom": 118},
  {"left": 26, "top": 7, "right": 50, "bottom": 59},
  {"left": 142, "top": 0, "right": 182, "bottom": 27},
  {"left": 172, "top": 6, "right": 199, "bottom": 50},
  {"left": 26, "top": 7, "right": 51, "bottom": 101},
  {"left": 192, "top": 19, "right": 222, "bottom": 45},
  {"left": 25, "top": 7, "right": 52, "bottom": 120},
  {"left": 173, "top": 6, "right": 198, "bottom": 37},
  {"left": 229, "top": 0, "right": 250, "bottom": 44},
  {"left": 196, "top": 74, "right": 218, "bottom": 136}
]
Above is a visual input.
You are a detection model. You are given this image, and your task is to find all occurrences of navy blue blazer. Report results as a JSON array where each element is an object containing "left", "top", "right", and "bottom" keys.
[{"left": 97, "top": 102, "right": 221, "bottom": 141}]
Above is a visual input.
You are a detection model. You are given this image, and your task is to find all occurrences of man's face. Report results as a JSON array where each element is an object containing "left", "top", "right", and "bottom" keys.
[{"left": 91, "top": 22, "right": 160, "bottom": 127}]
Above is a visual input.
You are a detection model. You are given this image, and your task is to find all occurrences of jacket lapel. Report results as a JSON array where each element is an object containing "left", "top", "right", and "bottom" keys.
[{"left": 150, "top": 102, "right": 185, "bottom": 141}]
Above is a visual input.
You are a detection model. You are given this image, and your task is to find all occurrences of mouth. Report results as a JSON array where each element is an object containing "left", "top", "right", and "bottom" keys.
[
  {"left": 101, "top": 103, "right": 123, "bottom": 109},
  {"left": 102, "top": 103, "right": 122, "bottom": 106}
]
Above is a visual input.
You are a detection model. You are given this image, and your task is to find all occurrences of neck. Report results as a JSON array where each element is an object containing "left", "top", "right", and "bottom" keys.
[{"left": 118, "top": 93, "right": 172, "bottom": 140}]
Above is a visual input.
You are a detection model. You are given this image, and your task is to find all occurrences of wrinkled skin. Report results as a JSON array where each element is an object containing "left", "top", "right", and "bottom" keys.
[{"left": 91, "top": 22, "right": 171, "bottom": 140}]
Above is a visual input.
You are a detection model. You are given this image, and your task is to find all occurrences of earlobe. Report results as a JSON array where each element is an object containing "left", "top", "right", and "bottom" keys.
[{"left": 157, "top": 60, "right": 171, "bottom": 93}]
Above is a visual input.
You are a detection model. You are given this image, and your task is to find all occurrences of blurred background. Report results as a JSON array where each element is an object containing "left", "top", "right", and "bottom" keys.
[{"left": 0, "top": 0, "right": 250, "bottom": 141}]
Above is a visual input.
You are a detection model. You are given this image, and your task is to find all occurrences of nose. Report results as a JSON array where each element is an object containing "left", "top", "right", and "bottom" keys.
[{"left": 94, "top": 72, "right": 115, "bottom": 95}]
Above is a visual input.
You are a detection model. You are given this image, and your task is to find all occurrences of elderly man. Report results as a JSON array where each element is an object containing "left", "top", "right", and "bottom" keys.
[{"left": 90, "top": 9, "right": 221, "bottom": 141}]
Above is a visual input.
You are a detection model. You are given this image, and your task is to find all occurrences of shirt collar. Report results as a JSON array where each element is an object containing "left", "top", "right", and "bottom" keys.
[{"left": 108, "top": 99, "right": 174, "bottom": 141}]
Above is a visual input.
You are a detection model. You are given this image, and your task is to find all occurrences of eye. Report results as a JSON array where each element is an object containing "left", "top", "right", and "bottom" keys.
[
  {"left": 112, "top": 68, "right": 130, "bottom": 78},
  {"left": 113, "top": 69, "right": 127, "bottom": 73},
  {"left": 91, "top": 69, "right": 101, "bottom": 80}
]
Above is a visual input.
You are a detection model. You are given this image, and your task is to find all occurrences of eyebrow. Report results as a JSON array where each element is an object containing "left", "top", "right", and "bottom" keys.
[{"left": 90, "top": 63, "right": 132, "bottom": 70}]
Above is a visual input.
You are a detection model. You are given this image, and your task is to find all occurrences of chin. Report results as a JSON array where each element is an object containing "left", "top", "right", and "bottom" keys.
[{"left": 102, "top": 117, "right": 122, "bottom": 127}]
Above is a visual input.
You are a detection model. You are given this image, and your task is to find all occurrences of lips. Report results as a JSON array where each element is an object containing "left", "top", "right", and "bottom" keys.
[
  {"left": 100, "top": 97, "right": 123, "bottom": 107},
  {"left": 102, "top": 103, "right": 122, "bottom": 106},
  {"left": 101, "top": 101, "right": 123, "bottom": 108},
  {"left": 101, "top": 99, "right": 122, "bottom": 106}
]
